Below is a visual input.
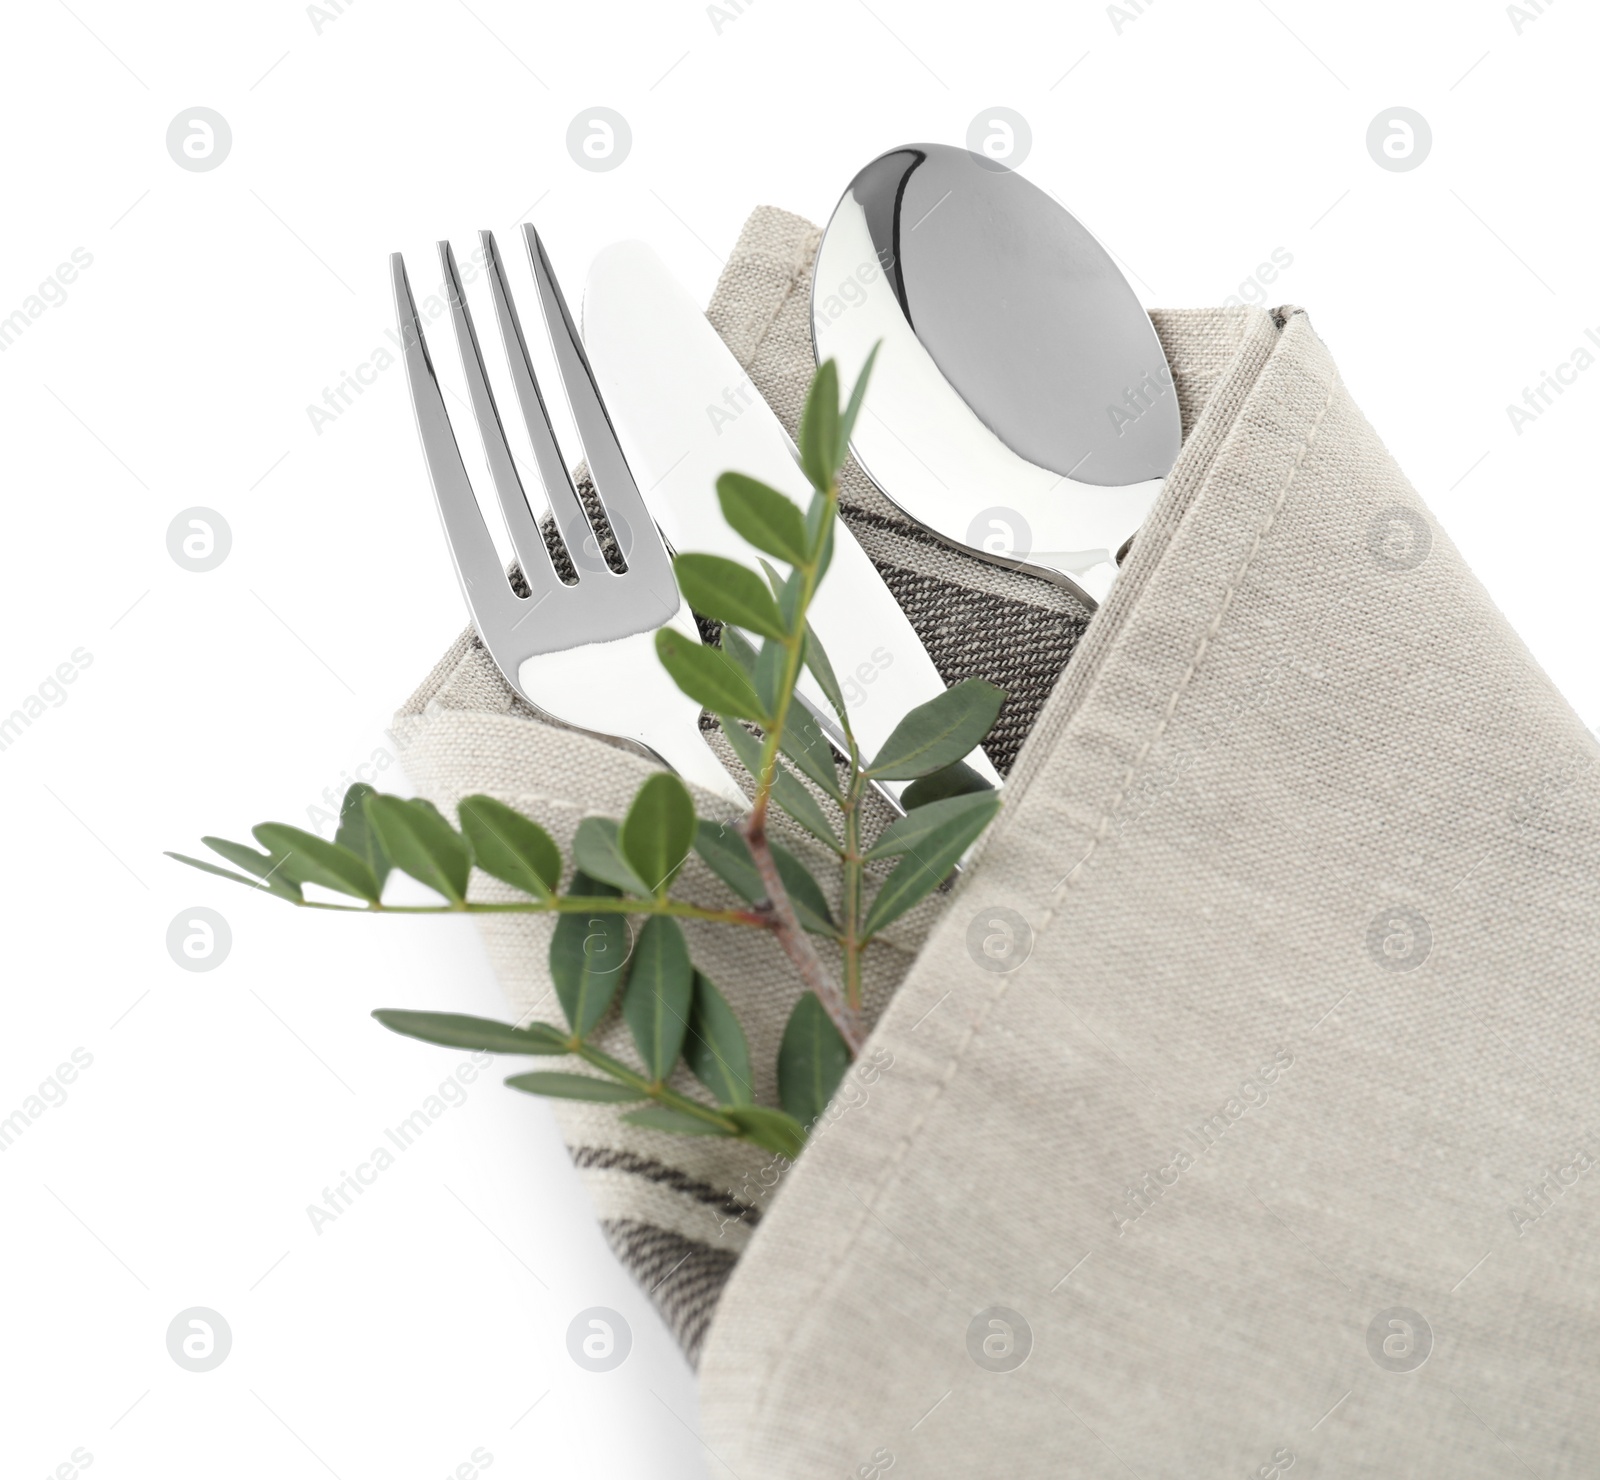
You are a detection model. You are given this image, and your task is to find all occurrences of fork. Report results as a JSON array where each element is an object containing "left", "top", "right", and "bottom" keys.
[{"left": 390, "top": 225, "right": 749, "bottom": 807}]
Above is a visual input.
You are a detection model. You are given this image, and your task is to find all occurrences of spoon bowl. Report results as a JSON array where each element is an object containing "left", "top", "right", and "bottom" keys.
[{"left": 812, "top": 143, "right": 1181, "bottom": 607}]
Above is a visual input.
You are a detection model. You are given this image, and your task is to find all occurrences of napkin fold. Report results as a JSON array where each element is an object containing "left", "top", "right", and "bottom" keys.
[{"left": 695, "top": 241, "right": 1600, "bottom": 1476}]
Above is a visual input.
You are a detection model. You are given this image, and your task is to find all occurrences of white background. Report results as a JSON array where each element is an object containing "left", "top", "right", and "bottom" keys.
[{"left": 1, "top": 1, "right": 1594, "bottom": 1476}]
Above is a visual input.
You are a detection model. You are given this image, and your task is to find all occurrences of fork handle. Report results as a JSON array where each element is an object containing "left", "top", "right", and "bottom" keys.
[
  {"left": 516, "top": 627, "right": 750, "bottom": 810},
  {"left": 651, "top": 723, "right": 755, "bottom": 811}
]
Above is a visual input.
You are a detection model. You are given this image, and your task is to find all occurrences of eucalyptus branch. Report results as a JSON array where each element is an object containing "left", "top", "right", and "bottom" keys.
[
  {"left": 819, "top": 645, "right": 869, "bottom": 1014},
  {"left": 745, "top": 806, "right": 862, "bottom": 1052},
  {"left": 167, "top": 351, "right": 1007, "bottom": 1153},
  {"left": 840, "top": 767, "right": 867, "bottom": 1014},
  {"left": 571, "top": 1042, "right": 741, "bottom": 1132},
  {"left": 242, "top": 891, "right": 774, "bottom": 929},
  {"left": 738, "top": 472, "right": 863, "bottom": 1054}
]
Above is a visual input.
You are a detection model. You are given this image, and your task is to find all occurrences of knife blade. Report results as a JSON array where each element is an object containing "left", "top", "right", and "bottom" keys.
[{"left": 582, "top": 240, "right": 1003, "bottom": 791}]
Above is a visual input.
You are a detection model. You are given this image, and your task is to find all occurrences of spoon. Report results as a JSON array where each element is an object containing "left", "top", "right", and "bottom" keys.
[{"left": 812, "top": 143, "right": 1181, "bottom": 608}]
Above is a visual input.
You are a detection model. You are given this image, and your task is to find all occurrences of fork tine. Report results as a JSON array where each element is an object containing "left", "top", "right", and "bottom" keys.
[
  {"left": 390, "top": 252, "right": 527, "bottom": 632},
  {"left": 478, "top": 230, "right": 595, "bottom": 567},
  {"left": 437, "top": 240, "right": 563, "bottom": 595},
  {"left": 520, "top": 223, "right": 674, "bottom": 589}
]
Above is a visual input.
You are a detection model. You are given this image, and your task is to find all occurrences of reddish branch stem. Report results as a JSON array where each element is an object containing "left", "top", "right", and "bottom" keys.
[{"left": 743, "top": 809, "right": 863, "bottom": 1054}]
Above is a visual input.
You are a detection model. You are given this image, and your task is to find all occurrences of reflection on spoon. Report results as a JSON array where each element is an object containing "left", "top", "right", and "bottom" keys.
[{"left": 813, "top": 144, "right": 1182, "bottom": 608}]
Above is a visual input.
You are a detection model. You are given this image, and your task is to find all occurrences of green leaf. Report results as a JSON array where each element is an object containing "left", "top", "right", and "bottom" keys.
[
  {"left": 252, "top": 823, "right": 381, "bottom": 902},
  {"left": 716, "top": 472, "right": 808, "bottom": 565},
  {"left": 756, "top": 558, "right": 785, "bottom": 604},
  {"left": 780, "top": 571, "right": 805, "bottom": 633},
  {"left": 689, "top": 820, "right": 836, "bottom": 936},
  {"left": 199, "top": 837, "right": 303, "bottom": 902},
  {"left": 722, "top": 1104, "right": 807, "bottom": 1159},
  {"left": 718, "top": 718, "right": 840, "bottom": 850},
  {"left": 901, "top": 759, "right": 993, "bottom": 810},
  {"left": 864, "top": 679, "right": 1005, "bottom": 781},
  {"left": 166, "top": 850, "right": 301, "bottom": 901},
  {"left": 550, "top": 872, "right": 631, "bottom": 1039},
  {"left": 504, "top": 1072, "right": 645, "bottom": 1103},
  {"left": 861, "top": 858, "right": 950, "bottom": 938},
  {"left": 812, "top": 513, "right": 836, "bottom": 584},
  {"left": 655, "top": 628, "right": 768, "bottom": 723},
  {"left": 693, "top": 818, "right": 763, "bottom": 903},
  {"left": 673, "top": 554, "right": 788, "bottom": 640},
  {"left": 799, "top": 358, "right": 841, "bottom": 492},
  {"left": 458, "top": 795, "right": 560, "bottom": 899},
  {"left": 337, "top": 783, "right": 391, "bottom": 892},
  {"left": 618, "top": 773, "right": 696, "bottom": 896},
  {"left": 861, "top": 796, "right": 1001, "bottom": 937},
  {"left": 572, "top": 817, "right": 652, "bottom": 896},
  {"left": 621, "top": 916, "right": 694, "bottom": 1081},
  {"left": 753, "top": 638, "right": 787, "bottom": 717},
  {"left": 803, "top": 627, "right": 848, "bottom": 724},
  {"left": 720, "top": 625, "right": 759, "bottom": 679},
  {"left": 685, "top": 972, "right": 753, "bottom": 1105},
  {"left": 411, "top": 797, "right": 453, "bottom": 828},
  {"left": 837, "top": 342, "right": 880, "bottom": 466},
  {"left": 364, "top": 794, "right": 472, "bottom": 902},
  {"left": 759, "top": 559, "right": 806, "bottom": 633},
  {"left": 622, "top": 1106, "right": 737, "bottom": 1138},
  {"left": 779, "top": 703, "right": 844, "bottom": 802},
  {"left": 803, "top": 488, "right": 831, "bottom": 554},
  {"left": 371, "top": 1009, "right": 568, "bottom": 1054},
  {"left": 773, "top": 845, "right": 837, "bottom": 935},
  {"left": 864, "top": 790, "right": 1001, "bottom": 861},
  {"left": 777, "top": 992, "right": 850, "bottom": 1126}
]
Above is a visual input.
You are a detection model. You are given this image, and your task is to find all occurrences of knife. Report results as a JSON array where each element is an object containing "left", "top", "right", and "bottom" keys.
[{"left": 582, "top": 240, "right": 1003, "bottom": 792}]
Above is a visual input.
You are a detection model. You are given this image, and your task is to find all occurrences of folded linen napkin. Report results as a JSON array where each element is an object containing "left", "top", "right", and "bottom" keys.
[
  {"left": 393, "top": 205, "right": 1206, "bottom": 1361},
  {"left": 397, "top": 204, "right": 1600, "bottom": 1473},
  {"left": 695, "top": 241, "right": 1600, "bottom": 1476}
]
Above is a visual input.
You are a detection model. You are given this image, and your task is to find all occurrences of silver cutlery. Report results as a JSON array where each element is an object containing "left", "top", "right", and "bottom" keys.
[
  {"left": 812, "top": 142, "right": 1182, "bottom": 609},
  {"left": 391, "top": 226, "right": 748, "bottom": 807},
  {"left": 581, "top": 240, "right": 1003, "bottom": 795}
]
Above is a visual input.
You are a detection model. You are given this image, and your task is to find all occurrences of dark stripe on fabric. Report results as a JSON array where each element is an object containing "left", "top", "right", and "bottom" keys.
[
  {"left": 572, "top": 1146, "right": 764, "bottom": 1225},
  {"left": 866, "top": 562, "right": 1088, "bottom": 776},
  {"left": 601, "top": 1219, "right": 739, "bottom": 1368}
]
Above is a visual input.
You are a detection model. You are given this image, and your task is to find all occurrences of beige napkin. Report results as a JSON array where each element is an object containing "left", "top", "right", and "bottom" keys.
[
  {"left": 396, "top": 205, "right": 1599, "bottom": 1478},
  {"left": 695, "top": 231, "right": 1600, "bottom": 1476}
]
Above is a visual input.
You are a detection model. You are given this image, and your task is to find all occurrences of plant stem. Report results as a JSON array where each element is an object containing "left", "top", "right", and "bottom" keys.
[
  {"left": 833, "top": 656, "right": 868, "bottom": 1016},
  {"left": 573, "top": 1042, "right": 741, "bottom": 1133},
  {"left": 841, "top": 764, "right": 865, "bottom": 1014},
  {"left": 745, "top": 810, "right": 861, "bottom": 1052},
  {"left": 739, "top": 480, "right": 863, "bottom": 1055},
  {"left": 292, "top": 895, "right": 775, "bottom": 928}
]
